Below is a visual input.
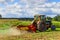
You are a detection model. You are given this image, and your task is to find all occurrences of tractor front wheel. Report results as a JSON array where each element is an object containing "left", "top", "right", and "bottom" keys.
[{"left": 51, "top": 25, "right": 56, "bottom": 31}]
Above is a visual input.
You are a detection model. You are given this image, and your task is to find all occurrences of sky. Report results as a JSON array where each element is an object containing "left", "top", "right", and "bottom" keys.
[{"left": 0, "top": 0, "right": 60, "bottom": 18}]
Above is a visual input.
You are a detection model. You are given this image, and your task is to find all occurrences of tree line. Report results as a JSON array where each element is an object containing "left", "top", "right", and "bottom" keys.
[
  {"left": 46, "top": 15, "right": 60, "bottom": 21},
  {"left": 0, "top": 14, "right": 60, "bottom": 21}
]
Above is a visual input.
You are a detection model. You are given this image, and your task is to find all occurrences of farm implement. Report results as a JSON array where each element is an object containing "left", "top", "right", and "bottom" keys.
[{"left": 16, "top": 14, "right": 56, "bottom": 32}]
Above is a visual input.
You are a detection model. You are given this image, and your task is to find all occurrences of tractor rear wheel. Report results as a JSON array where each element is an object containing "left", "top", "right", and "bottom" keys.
[{"left": 38, "top": 23, "right": 47, "bottom": 32}]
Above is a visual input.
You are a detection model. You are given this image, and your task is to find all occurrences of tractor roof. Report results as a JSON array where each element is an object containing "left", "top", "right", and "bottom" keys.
[
  {"left": 34, "top": 14, "right": 45, "bottom": 17},
  {"left": 34, "top": 14, "right": 40, "bottom": 16}
]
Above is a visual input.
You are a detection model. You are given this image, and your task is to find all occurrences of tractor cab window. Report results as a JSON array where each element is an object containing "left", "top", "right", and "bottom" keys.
[
  {"left": 46, "top": 20, "right": 51, "bottom": 25},
  {"left": 40, "top": 15, "right": 46, "bottom": 20}
]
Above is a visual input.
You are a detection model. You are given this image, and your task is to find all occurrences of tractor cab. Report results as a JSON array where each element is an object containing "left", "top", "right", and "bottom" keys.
[
  {"left": 34, "top": 14, "right": 46, "bottom": 31},
  {"left": 34, "top": 14, "right": 56, "bottom": 32},
  {"left": 34, "top": 14, "right": 46, "bottom": 22}
]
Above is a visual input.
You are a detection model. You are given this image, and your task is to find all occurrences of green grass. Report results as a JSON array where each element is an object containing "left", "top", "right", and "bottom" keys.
[
  {"left": 52, "top": 21, "right": 60, "bottom": 28},
  {"left": 0, "top": 20, "right": 60, "bottom": 29},
  {"left": 18, "top": 21, "right": 31, "bottom": 26},
  {"left": 0, "top": 20, "right": 60, "bottom": 33},
  {"left": 0, "top": 20, "right": 59, "bottom": 40}
]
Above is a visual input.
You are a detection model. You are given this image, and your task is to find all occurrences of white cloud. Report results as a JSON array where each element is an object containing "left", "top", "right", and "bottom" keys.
[
  {"left": 0, "top": 0, "right": 5, "bottom": 2},
  {"left": 0, "top": 0, "right": 48, "bottom": 18},
  {"left": 46, "top": 15, "right": 57, "bottom": 18},
  {"left": 0, "top": 0, "right": 60, "bottom": 18},
  {"left": 51, "top": 8, "right": 60, "bottom": 14},
  {"left": 10, "top": 0, "right": 14, "bottom": 2}
]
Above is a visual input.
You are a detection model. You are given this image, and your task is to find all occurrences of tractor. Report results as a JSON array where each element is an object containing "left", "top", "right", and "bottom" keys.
[
  {"left": 16, "top": 14, "right": 56, "bottom": 32},
  {"left": 33, "top": 14, "right": 56, "bottom": 32}
]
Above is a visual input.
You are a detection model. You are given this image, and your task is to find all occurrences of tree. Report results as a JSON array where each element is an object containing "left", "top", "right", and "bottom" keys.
[
  {"left": 53, "top": 15, "right": 60, "bottom": 21},
  {"left": 46, "top": 16, "right": 52, "bottom": 20},
  {"left": 0, "top": 14, "right": 2, "bottom": 18}
]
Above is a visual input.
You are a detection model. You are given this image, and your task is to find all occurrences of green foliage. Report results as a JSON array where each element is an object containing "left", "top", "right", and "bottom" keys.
[
  {"left": 46, "top": 16, "right": 52, "bottom": 20},
  {"left": 52, "top": 15, "right": 60, "bottom": 21},
  {"left": 0, "top": 14, "right": 2, "bottom": 18}
]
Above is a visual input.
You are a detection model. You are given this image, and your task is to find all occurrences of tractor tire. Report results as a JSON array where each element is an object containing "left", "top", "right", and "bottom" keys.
[
  {"left": 38, "top": 22, "right": 47, "bottom": 32},
  {"left": 51, "top": 25, "right": 56, "bottom": 31},
  {"left": 39, "top": 26, "right": 47, "bottom": 32}
]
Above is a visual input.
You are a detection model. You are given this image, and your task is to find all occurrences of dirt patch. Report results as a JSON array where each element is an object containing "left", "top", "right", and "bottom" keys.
[
  {"left": 0, "top": 27, "right": 30, "bottom": 36},
  {"left": 6, "top": 27, "right": 30, "bottom": 36},
  {"left": 0, "top": 27, "right": 30, "bottom": 40}
]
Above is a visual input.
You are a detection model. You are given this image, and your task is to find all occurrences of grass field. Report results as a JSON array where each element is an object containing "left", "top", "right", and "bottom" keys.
[
  {"left": 52, "top": 21, "right": 60, "bottom": 28},
  {"left": 0, "top": 31, "right": 60, "bottom": 40},
  {"left": 0, "top": 19, "right": 60, "bottom": 29},
  {"left": 0, "top": 19, "right": 60, "bottom": 40}
]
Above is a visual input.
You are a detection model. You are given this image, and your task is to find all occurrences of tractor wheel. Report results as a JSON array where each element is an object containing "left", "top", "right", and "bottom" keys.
[
  {"left": 39, "top": 26, "right": 47, "bottom": 32},
  {"left": 38, "top": 23, "right": 47, "bottom": 32},
  {"left": 51, "top": 25, "right": 56, "bottom": 31}
]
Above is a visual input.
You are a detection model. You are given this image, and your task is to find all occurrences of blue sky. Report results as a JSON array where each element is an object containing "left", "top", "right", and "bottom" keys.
[
  {"left": 48, "top": 0, "right": 60, "bottom": 2},
  {"left": 0, "top": 0, "right": 60, "bottom": 18}
]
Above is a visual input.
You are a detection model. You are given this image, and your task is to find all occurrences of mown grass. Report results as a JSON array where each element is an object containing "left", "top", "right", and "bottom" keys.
[{"left": 1, "top": 31, "right": 60, "bottom": 40}]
